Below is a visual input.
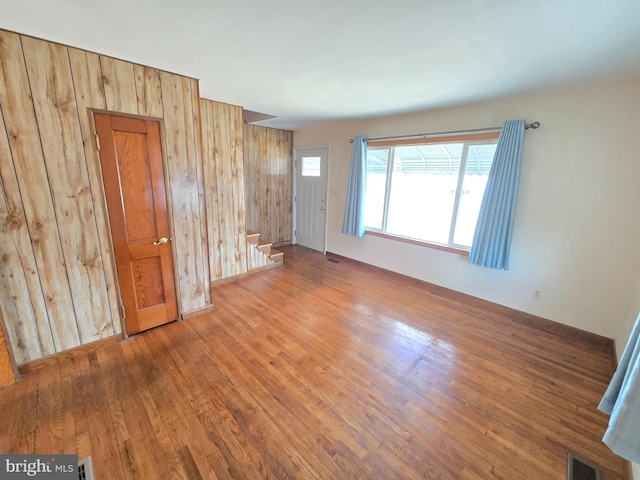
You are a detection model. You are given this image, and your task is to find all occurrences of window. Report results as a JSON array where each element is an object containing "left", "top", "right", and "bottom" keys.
[
  {"left": 301, "top": 156, "right": 321, "bottom": 177},
  {"left": 364, "top": 134, "right": 498, "bottom": 249}
]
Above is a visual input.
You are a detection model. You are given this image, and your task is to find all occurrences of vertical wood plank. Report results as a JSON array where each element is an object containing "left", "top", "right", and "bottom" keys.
[
  {"left": 242, "top": 125, "right": 253, "bottom": 233},
  {"left": 190, "top": 79, "right": 212, "bottom": 305},
  {"left": 217, "top": 103, "right": 234, "bottom": 278},
  {"left": 100, "top": 56, "right": 139, "bottom": 114},
  {"left": 0, "top": 106, "right": 53, "bottom": 363},
  {"left": 242, "top": 125, "right": 254, "bottom": 232},
  {"left": 22, "top": 36, "right": 114, "bottom": 344},
  {"left": 158, "top": 72, "right": 186, "bottom": 308},
  {"left": 283, "top": 130, "right": 293, "bottom": 242},
  {"left": 201, "top": 99, "right": 248, "bottom": 281},
  {"left": 200, "top": 100, "right": 223, "bottom": 281},
  {"left": 134, "top": 65, "right": 163, "bottom": 118},
  {"left": 273, "top": 128, "right": 281, "bottom": 241},
  {"left": 266, "top": 127, "right": 275, "bottom": 242},
  {"left": 0, "top": 31, "right": 80, "bottom": 353},
  {"left": 159, "top": 72, "right": 207, "bottom": 313},
  {"left": 188, "top": 78, "right": 210, "bottom": 305},
  {"left": 68, "top": 47, "right": 122, "bottom": 336},
  {"left": 256, "top": 126, "right": 266, "bottom": 236},
  {"left": 243, "top": 124, "right": 293, "bottom": 246},
  {"left": 250, "top": 125, "right": 261, "bottom": 235},
  {"left": 231, "top": 103, "right": 248, "bottom": 274}
]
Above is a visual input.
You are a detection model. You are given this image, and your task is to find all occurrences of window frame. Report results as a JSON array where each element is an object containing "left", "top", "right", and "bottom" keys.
[{"left": 364, "top": 131, "right": 500, "bottom": 253}]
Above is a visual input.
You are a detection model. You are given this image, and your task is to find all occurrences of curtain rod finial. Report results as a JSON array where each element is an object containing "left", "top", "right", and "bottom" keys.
[
  {"left": 528, "top": 121, "right": 540, "bottom": 129},
  {"left": 349, "top": 138, "right": 354, "bottom": 143}
]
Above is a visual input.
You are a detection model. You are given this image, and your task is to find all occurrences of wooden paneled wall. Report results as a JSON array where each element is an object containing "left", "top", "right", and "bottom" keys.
[
  {"left": 243, "top": 124, "right": 293, "bottom": 246},
  {"left": 200, "top": 99, "right": 248, "bottom": 281},
  {"left": 0, "top": 30, "right": 210, "bottom": 364}
]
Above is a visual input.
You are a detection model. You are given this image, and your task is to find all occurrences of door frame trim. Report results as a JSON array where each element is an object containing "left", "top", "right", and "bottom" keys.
[
  {"left": 292, "top": 145, "right": 330, "bottom": 254},
  {"left": 90, "top": 109, "right": 181, "bottom": 337}
]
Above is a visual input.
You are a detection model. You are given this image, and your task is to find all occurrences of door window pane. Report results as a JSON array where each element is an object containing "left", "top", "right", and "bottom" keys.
[{"left": 301, "top": 156, "right": 321, "bottom": 177}]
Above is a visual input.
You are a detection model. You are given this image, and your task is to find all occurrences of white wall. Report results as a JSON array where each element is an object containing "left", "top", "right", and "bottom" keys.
[{"left": 294, "top": 79, "right": 640, "bottom": 342}]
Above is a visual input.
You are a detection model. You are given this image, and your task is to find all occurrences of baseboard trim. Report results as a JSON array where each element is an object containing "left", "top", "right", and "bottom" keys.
[
  {"left": 18, "top": 334, "right": 122, "bottom": 373},
  {"left": 211, "top": 263, "right": 282, "bottom": 290},
  {"left": 324, "top": 250, "right": 615, "bottom": 353},
  {"left": 272, "top": 240, "right": 292, "bottom": 248},
  {"left": 211, "top": 272, "right": 251, "bottom": 287},
  {"left": 181, "top": 304, "right": 216, "bottom": 320}
]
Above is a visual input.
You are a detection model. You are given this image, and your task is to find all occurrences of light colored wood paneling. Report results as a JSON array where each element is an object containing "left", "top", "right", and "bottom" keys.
[
  {"left": 200, "top": 99, "right": 248, "bottom": 281},
  {"left": 186, "top": 78, "right": 210, "bottom": 307},
  {"left": 207, "top": 100, "right": 247, "bottom": 278},
  {"left": 134, "top": 65, "right": 163, "bottom": 118},
  {"left": 0, "top": 28, "right": 210, "bottom": 362},
  {"left": 68, "top": 47, "right": 122, "bottom": 335},
  {"left": 0, "top": 107, "right": 53, "bottom": 363},
  {"left": 22, "top": 36, "right": 114, "bottom": 345},
  {"left": 243, "top": 124, "right": 259, "bottom": 241},
  {"left": 100, "top": 56, "right": 139, "bottom": 114},
  {"left": 200, "top": 101, "right": 222, "bottom": 281},
  {"left": 190, "top": 79, "right": 211, "bottom": 307},
  {"left": 0, "top": 31, "right": 80, "bottom": 354},
  {"left": 281, "top": 130, "right": 293, "bottom": 242},
  {"left": 243, "top": 124, "right": 293, "bottom": 246},
  {"left": 160, "top": 72, "right": 209, "bottom": 313}
]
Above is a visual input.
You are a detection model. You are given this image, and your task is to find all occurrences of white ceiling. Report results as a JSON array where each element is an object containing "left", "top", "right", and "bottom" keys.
[{"left": 2, "top": 0, "right": 640, "bottom": 130}]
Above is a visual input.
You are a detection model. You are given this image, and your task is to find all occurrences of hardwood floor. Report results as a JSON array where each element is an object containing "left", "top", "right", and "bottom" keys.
[{"left": 0, "top": 245, "right": 629, "bottom": 479}]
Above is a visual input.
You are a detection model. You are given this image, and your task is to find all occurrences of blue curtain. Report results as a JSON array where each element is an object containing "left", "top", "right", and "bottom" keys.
[
  {"left": 342, "top": 135, "right": 367, "bottom": 237},
  {"left": 598, "top": 313, "right": 640, "bottom": 463},
  {"left": 469, "top": 120, "right": 525, "bottom": 270}
]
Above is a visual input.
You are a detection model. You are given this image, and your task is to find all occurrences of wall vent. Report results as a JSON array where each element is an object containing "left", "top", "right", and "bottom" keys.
[{"left": 78, "top": 456, "right": 94, "bottom": 480}]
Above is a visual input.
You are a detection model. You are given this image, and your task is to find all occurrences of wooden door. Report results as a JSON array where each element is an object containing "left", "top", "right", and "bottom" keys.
[
  {"left": 295, "top": 148, "right": 328, "bottom": 252},
  {"left": 0, "top": 306, "right": 19, "bottom": 387},
  {"left": 94, "top": 114, "right": 178, "bottom": 334}
]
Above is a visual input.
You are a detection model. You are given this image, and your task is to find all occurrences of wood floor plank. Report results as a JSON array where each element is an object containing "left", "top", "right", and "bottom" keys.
[{"left": 0, "top": 245, "right": 628, "bottom": 479}]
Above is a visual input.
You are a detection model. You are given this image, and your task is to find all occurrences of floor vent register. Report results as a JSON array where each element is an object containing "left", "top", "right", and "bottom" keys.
[
  {"left": 78, "top": 456, "right": 94, "bottom": 480},
  {"left": 567, "top": 453, "right": 599, "bottom": 480}
]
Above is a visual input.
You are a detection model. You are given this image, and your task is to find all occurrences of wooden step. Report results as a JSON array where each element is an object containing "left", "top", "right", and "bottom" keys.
[
  {"left": 257, "top": 240, "right": 272, "bottom": 255},
  {"left": 246, "top": 231, "right": 260, "bottom": 244},
  {"left": 269, "top": 250, "right": 284, "bottom": 263},
  {"left": 246, "top": 230, "right": 283, "bottom": 269}
]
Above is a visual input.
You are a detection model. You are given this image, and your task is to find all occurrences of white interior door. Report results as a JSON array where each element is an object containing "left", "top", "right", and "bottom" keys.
[{"left": 295, "top": 148, "right": 328, "bottom": 252}]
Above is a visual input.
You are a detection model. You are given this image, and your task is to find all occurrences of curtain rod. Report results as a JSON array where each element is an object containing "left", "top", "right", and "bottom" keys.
[{"left": 349, "top": 121, "right": 540, "bottom": 143}]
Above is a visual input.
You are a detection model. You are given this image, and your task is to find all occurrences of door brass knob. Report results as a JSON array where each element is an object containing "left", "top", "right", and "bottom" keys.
[{"left": 153, "top": 237, "right": 168, "bottom": 245}]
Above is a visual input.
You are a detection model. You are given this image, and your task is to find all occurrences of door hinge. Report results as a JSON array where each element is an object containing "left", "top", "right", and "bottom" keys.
[
  {"left": 121, "top": 304, "right": 126, "bottom": 319},
  {"left": 95, "top": 134, "right": 101, "bottom": 152}
]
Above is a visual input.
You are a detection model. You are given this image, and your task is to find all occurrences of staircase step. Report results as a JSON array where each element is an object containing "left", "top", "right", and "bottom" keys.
[
  {"left": 269, "top": 250, "right": 284, "bottom": 263},
  {"left": 246, "top": 231, "right": 260, "bottom": 244},
  {"left": 257, "top": 240, "right": 272, "bottom": 255}
]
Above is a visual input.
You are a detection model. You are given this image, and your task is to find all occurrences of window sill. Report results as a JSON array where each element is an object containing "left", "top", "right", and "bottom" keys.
[{"left": 365, "top": 230, "right": 470, "bottom": 257}]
